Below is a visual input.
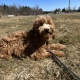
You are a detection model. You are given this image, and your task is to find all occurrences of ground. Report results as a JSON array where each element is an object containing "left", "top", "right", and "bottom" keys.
[{"left": 0, "top": 13, "right": 80, "bottom": 80}]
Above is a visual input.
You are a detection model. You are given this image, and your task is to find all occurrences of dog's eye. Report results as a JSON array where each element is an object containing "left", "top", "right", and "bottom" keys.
[
  {"left": 40, "top": 23, "right": 43, "bottom": 26},
  {"left": 37, "top": 24, "right": 40, "bottom": 27},
  {"left": 35, "top": 23, "right": 40, "bottom": 27}
]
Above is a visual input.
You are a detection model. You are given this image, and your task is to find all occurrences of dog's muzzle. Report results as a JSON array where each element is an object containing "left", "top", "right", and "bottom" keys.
[{"left": 45, "top": 29, "right": 50, "bottom": 33}]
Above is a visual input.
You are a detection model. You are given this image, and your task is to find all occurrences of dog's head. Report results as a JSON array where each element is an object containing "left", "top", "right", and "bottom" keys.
[{"left": 33, "top": 15, "right": 55, "bottom": 40}]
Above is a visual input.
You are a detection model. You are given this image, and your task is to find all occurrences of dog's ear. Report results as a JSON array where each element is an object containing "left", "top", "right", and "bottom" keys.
[
  {"left": 50, "top": 26, "right": 56, "bottom": 39},
  {"left": 33, "top": 20, "right": 40, "bottom": 31},
  {"left": 50, "top": 27, "right": 56, "bottom": 39},
  {"left": 52, "top": 33, "right": 56, "bottom": 39},
  {"left": 33, "top": 19, "right": 43, "bottom": 30},
  {"left": 33, "top": 21, "right": 36, "bottom": 30}
]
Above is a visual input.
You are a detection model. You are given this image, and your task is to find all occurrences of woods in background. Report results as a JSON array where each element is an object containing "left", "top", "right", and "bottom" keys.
[
  {"left": 0, "top": 4, "right": 43, "bottom": 15},
  {"left": 0, "top": 4, "right": 80, "bottom": 16}
]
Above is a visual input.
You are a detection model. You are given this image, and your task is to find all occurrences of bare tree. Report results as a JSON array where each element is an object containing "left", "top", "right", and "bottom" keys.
[{"left": 0, "top": 4, "right": 43, "bottom": 15}]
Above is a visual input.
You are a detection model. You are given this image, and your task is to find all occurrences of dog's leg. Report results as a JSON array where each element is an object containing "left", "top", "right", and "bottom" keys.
[
  {"left": 30, "top": 51, "right": 51, "bottom": 60},
  {"left": 0, "top": 53, "right": 12, "bottom": 60},
  {"left": 41, "top": 50, "right": 65, "bottom": 58},
  {"left": 48, "top": 43, "right": 66, "bottom": 50},
  {"left": 30, "top": 50, "right": 64, "bottom": 60},
  {"left": 41, "top": 52, "right": 51, "bottom": 59},
  {"left": 51, "top": 50, "right": 65, "bottom": 57}
]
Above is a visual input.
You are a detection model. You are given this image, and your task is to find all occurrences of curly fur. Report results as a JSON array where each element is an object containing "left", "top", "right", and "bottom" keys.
[{"left": 0, "top": 15, "right": 66, "bottom": 60}]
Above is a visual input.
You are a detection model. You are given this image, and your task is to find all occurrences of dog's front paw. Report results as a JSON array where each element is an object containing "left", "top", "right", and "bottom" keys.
[{"left": 49, "top": 43, "right": 66, "bottom": 50}]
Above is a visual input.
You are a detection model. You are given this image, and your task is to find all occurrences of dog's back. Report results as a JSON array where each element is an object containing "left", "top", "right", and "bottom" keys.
[{"left": 0, "top": 31, "right": 28, "bottom": 59}]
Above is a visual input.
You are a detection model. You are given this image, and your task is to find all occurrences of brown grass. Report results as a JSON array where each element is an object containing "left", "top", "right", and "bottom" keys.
[{"left": 0, "top": 14, "right": 80, "bottom": 80}]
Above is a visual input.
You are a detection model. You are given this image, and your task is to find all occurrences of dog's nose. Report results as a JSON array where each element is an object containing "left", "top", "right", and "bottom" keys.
[{"left": 45, "top": 29, "right": 49, "bottom": 33}]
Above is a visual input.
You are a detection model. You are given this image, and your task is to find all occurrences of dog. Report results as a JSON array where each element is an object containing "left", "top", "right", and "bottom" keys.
[{"left": 0, "top": 15, "right": 66, "bottom": 60}]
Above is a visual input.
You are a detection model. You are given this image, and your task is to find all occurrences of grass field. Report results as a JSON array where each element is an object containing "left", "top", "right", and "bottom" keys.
[{"left": 0, "top": 13, "right": 80, "bottom": 80}]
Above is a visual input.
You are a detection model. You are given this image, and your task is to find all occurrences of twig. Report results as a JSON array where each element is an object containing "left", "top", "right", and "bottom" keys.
[{"left": 46, "top": 48, "right": 80, "bottom": 80}]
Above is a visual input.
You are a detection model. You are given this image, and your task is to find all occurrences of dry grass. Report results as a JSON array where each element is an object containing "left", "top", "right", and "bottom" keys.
[
  {"left": 0, "top": 16, "right": 37, "bottom": 37},
  {"left": 0, "top": 14, "right": 80, "bottom": 80}
]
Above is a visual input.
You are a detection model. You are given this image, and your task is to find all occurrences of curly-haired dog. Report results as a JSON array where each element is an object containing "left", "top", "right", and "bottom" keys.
[{"left": 0, "top": 15, "right": 66, "bottom": 60}]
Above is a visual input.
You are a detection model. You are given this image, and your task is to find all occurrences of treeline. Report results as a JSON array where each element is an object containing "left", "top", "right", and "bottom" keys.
[
  {"left": 54, "top": 7, "right": 80, "bottom": 13},
  {"left": 0, "top": 4, "right": 43, "bottom": 15},
  {"left": 0, "top": 4, "right": 80, "bottom": 16}
]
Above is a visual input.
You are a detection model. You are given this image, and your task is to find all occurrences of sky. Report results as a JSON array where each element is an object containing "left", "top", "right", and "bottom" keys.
[{"left": 0, "top": 0, "right": 80, "bottom": 11}]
